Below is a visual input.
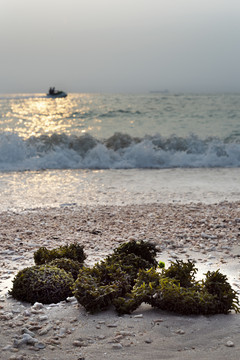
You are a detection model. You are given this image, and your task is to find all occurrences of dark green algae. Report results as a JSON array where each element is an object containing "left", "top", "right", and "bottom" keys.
[
  {"left": 9, "top": 240, "right": 239, "bottom": 315},
  {"left": 9, "top": 265, "right": 74, "bottom": 304},
  {"left": 34, "top": 243, "right": 86, "bottom": 265}
]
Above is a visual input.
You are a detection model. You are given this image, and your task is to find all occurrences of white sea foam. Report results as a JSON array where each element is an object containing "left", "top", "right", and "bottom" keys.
[{"left": 0, "top": 132, "right": 240, "bottom": 171}]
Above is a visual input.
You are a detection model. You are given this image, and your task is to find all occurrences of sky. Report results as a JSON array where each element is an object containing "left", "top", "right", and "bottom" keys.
[{"left": 1, "top": 0, "right": 240, "bottom": 93}]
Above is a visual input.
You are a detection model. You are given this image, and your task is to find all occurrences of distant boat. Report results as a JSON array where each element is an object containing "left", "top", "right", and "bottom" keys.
[
  {"left": 47, "top": 87, "right": 67, "bottom": 98},
  {"left": 149, "top": 89, "right": 169, "bottom": 94}
]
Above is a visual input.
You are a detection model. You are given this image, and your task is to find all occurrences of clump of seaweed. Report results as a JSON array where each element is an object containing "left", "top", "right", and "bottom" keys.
[
  {"left": 34, "top": 243, "right": 86, "bottom": 265},
  {"left": 9, "top": 240, "right": 240, "bottom": 315},
  {"left": 113, "top": 264, "right": 240, "bottom": 315},
  {"left": 73, "top": 265, "right": 127, "bottom": 312},
  {"left": 161, "top": 259, "right": 197, "bottom": 288},
  {"left": 9, "top": 265, "right": 74, "bottom": 304},
  {"left": 49, "top": 258, "right": 82, "bottom": 280},
  {"left": 113, "top": 267, "right": 161, "bottom": 314},
  {"left": 149, "top": 278, "right": 216, "bottom": 315},
  {"left": 72, "top": 240, "right": 159, "bottom": 313},
  {"left": 113, "top": 240, "right": 158, "bottom": 268},
  {"left": 73, "top": 241, "right": 239, "bottom": 315},
  {"left": 203, "top": 270, "right": 239, "bottom": 314}
]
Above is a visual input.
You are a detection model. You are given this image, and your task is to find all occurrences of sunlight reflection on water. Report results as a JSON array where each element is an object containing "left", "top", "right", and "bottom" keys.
[{"left": 0, "top": 168, "right": 240, "bottom": 211}]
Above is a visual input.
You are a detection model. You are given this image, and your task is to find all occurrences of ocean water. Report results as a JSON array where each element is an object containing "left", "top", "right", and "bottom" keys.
[{"left": 0, "top": 92, "right": 240, "bottom": 210}]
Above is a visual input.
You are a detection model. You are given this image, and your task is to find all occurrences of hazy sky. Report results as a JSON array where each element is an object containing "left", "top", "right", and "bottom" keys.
[{"left": 1, "top": 0, "right": 240, "bottom": 93}]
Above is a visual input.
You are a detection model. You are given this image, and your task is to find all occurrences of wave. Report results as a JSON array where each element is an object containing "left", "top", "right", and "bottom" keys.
[
  {"left": 0, "top": 131, "right": 240, "bottom": 171},
  {"left": 99, "top": 109, "right": 142, "bottom": 117}
]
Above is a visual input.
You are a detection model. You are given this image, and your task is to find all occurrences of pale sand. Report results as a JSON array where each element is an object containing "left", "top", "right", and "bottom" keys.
[{"left": 0, "top": 202, "right": 239, "bottom": 359}]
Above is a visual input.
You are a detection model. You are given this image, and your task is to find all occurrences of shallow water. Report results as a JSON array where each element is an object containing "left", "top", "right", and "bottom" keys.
[{"left": 1, "top": 167, "right": 240, "bottom": 211}]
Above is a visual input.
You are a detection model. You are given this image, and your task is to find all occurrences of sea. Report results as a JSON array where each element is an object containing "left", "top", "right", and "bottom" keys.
[{"left": 0, "top": 92, "right": 240, "bottom": 211}]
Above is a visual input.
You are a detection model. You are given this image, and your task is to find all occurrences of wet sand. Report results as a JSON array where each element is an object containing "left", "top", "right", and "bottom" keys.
[{"left": 0, "top": 202, "right": 240, "bottom": 359}]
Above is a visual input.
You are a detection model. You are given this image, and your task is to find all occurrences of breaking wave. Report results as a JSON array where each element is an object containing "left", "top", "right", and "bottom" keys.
[{"left": 0, "top": 131, "right": 240, "bottom": 171}]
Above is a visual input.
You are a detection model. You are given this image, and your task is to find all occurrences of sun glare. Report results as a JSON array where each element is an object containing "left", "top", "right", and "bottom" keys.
[{"left": 10, "top": 97, "right": 74, "bottom": 138}]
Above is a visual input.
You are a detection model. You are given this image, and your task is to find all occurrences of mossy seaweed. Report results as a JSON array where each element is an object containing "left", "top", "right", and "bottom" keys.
[
  {"left": 73, "top": 266, "right": 125, "bottom": 312},
  {"left": 10, "top": 240, "right": 240, "bottom": 315},
  {"left": 203, "top": 270, "right": 239, "bottom": 314},
  {"left": 72, "top": 255, "right": 145, "bottom": 313},
  {"left": 49, "top": 258, "right": 82, "bottom": 280},
  {"left": 73, "top": 241, "right": 239, "bottom": 315},
  {"left": 34, "top": 243, "right": 86, "bottom": 265},
  {"left": 113, "top": 240, "right": 158, "bottom": 268},
  {"left": 72, "top": 240, "right": 159, "bottom": 313},
  {"left": 113, "top": 267, "right": 161, "bottom": 314},
  {"left": 161, "top": 259, "right": 197, "bottom": 288},
  {"left": 9, "top": 265, "right": 74, "bottom": 304},
  {"left": 114, "top": 266, "right": 240, "bottom": 315}
]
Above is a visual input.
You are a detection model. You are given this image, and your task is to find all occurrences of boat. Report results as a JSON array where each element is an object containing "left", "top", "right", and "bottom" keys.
[
  {"left": 149, "top": 89, "right": 169, "bottom": 94},
  {"left": 47, "top": 87, "right": 67, "bottom": 98}
]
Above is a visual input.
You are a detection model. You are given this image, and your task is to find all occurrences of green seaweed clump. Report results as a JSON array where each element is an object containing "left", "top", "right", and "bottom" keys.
[
  {"left": 34, "top": 243, "right": 86, "bottom": 265},
  {"left": 161, "top": 260, "right": 197, "bottom": 288},
  {"left": 104, "top": 252, "right": 155, "bottom": 285},
  {"left": 9, "top": 265, "right": 74, "bottom": 304},
  {"left": 113, "top": 260, "right": 199, "bottom": 315},
  {"left": 113, "top": 262, "right": 240, "bottom": 316},
  {"left": 10, "top": 240, "right": 239, "bottom": 316},
  {"left": 204, "top": 270, "right": 239, "bottom": 314},
  {"left": 72, "top": 240, "right": 159, "bottom": 313},
  {"left": 113, "top": 240, "right": 158, "bottom": 268},
  {"left": 149, "top": 276, "right": 215, "bottom": 315},
  {"left": 72, "top": 241, "right": 239, "bottom": 316},
  {"left": 73, "top": 265, "right": 127, "bottom": 312},
  {"left": 72, "top": 255, "right": 144, "bottom": 313},
  {"left": 113, "top": 267, "right": 161, "bottom": 314},
  {"left": 49, "top": 258, "right": 82, "bottom": 280}
]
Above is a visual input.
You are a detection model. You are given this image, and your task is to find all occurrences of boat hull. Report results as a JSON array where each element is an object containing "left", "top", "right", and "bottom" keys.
[{"left": 46, "top": 91, "right": 67, "bottom": 98}]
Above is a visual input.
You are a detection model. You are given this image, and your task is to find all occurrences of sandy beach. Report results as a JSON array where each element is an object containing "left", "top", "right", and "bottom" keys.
[{"left": 0, "top": 202, "right": 240, "bottom": 360}]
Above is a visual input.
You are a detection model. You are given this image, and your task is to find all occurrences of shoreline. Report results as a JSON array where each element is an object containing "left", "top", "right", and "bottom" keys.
[
  {"left": 0, "top": 202, "right": 240, "bottom": 359},
  {"left": 1, "top": 168, "right": 240, "bottom": 212}
]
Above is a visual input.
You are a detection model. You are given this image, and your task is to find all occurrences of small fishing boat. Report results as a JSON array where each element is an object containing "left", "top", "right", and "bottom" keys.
[{"left": 47, "top": 87, "right": 67, "bottom": 98}]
